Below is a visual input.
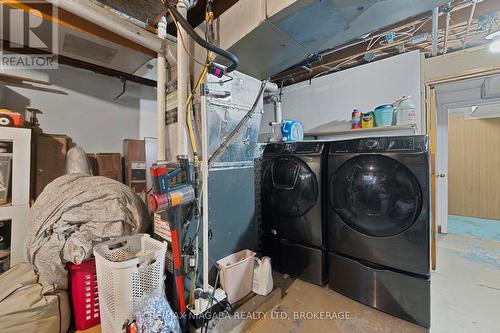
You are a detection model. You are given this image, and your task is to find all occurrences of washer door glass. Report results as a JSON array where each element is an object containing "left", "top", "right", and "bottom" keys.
[
  {"left": 330, "top": 155, "right": 422, "bottom": 237},
  {"left": 263, "top": 156, "right": 318, "bottom": 218}
]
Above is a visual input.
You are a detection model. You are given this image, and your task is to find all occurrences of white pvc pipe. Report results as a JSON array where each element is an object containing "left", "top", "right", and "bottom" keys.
[
  {"left": 201, "top": 93, "right": 209, "bottom": 292},
  {"left": 431, "top": 7, "right": 439, "bottom": 57},
  {"left": 268, "top": 95, "right": 282, "bottom": 124},
  {"left": 157, "top": 17, "right": 167, "bottom": 161},
  {"left": 264, "top": 81, "right": 278, "bottom": 93},
  {"left": 48, "top": 0, "right": 176, "bottom": 65},
  {"left": 268, "top": 95, "right": 282, "bottom": 142},
  {"left": 275, "top": 100, "right": 282, "bottom": 124},
  {"left": 176, "top": 0, "right": 189, "bottom": 157}
]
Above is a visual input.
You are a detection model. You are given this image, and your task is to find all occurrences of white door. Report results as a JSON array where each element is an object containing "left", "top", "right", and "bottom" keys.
[{"left": 435, "top": 104, "right": 448, "bottom": 233}]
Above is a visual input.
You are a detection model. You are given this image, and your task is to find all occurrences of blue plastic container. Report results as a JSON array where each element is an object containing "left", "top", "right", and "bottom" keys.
[
  {"left": 374, "top": 104, "right": 395, "bottom": 127},
  {"left": 281, "top": 120, "right": 304, "bottom": 142}
]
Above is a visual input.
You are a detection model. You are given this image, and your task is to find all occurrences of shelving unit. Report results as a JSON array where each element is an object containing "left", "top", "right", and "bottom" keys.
[
  {"left": 0, "top": 127, "right": 31, "bottom": 266},
  {"left": 305, "top": 124, "right": 417, "bottom": 140}
]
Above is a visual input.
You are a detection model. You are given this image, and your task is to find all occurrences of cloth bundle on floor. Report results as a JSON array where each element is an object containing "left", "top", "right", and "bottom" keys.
[
  {"left": 0, "top": 263, "right": 71, "bottom": 333},
  {"left": 25, "top": 173, "right": 149, "bottom": 289}
]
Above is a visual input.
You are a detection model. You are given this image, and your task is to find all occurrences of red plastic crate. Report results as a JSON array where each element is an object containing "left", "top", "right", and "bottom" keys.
[{"left": 68, "top": 258, "right": 100, "bottom": 330}]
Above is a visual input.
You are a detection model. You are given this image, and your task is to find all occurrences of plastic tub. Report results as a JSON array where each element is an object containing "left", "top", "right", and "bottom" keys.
[
  {"left": 217, "top": 249, "right": 256, "bottom": 304},
  {"left": 0, "top": 153, "right": 12, "bottom": 205},
  {"left": 68, "top": 259, "right": 100, "bottom": 330},
  {"left": 374, "top": 104, "right": 395, "bottom": 127}
]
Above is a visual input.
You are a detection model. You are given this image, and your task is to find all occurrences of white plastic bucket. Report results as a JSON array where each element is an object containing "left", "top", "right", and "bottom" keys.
[{"left": 216, "top": 249, "right": 256, "bottom": 304}]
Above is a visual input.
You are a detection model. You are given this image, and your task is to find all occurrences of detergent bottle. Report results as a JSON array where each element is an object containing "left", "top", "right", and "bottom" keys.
[
  {"left": 281, "top": 120, "right": 304, "bottom": 142},
  {"left": 394, "top": 96, "right": 416, "bottom": 126},
  {"left": 351, "top": 109, "right": 362, "bottom": 129}
]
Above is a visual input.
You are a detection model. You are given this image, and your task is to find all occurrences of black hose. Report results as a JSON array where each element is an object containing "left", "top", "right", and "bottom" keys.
[{"left": 166, "top": 1, "right": 239, "bottom": 73}]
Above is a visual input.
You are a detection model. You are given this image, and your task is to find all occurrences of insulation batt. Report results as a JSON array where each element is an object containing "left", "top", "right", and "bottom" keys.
[{"left": 25, "top": 173, "right": 149, "bottom": 289}]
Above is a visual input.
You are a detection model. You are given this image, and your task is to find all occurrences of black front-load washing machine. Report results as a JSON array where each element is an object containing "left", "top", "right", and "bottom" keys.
[
  {"left": 326, "top": 135, "right": 430, "bottom": 327},
  {"left": 261, "top": 141, "right": 326, "bottom": 285}
]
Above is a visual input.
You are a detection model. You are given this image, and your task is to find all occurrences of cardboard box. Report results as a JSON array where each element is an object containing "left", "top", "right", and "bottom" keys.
[
  {"left": 35, "top": 134, "right": 70, "bottom": 198},
  {"left": 123, "top": 139, "right": 146, "bottom": 194},
  {"left": 87, "top": 153, "right": 123, "bottom": 182}
]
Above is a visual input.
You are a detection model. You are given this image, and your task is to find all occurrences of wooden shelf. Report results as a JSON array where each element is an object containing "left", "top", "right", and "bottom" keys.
[
  {"left": 305, "top": 124, "right": 417, "bottom": 137},
  {"left": 0, "top": 72, "right": 50, "bottom": 85}
]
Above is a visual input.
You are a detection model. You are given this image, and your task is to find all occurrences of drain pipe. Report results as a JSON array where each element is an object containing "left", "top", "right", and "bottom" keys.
[
  {"left": 431, "top": 7, "right": 439, "bottom": 57},
  {"left": 268, "top": 95, "right": 283, "bottom": 142},
  {"left": 264, "top": 82, "right": 282, "bottom": 141},
  {"left": 48, "top": 0, "right": 176, "bottom": 64},
  {"left": 272, "top": 96, "right": 282, "bottom": 124},
  {"left": 176, "top": 0, "right": 189, "bottom": 157},
  {"left": 157, "top": 16, "right": 168, "bottom": 161}
]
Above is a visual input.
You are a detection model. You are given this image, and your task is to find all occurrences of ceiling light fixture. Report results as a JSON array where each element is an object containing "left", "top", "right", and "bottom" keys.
[
  {"left": 486, "top": 30, "right": 500, "bottom": 53},
  {"left": 489, "top": 39, "right": 500, "bottom": 53}
]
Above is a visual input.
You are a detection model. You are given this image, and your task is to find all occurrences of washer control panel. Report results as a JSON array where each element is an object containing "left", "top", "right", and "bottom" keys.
[{"left": 264, "top": 142, "right": 323, "bottom": 155}]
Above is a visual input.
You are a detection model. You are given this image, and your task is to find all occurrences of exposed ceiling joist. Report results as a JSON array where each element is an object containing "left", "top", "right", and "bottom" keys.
[
  {"left": 272, "top": 0, "right": 500, "bottom": 86},
  {"left": 4, "top": 0, "right": 157, "bottom": 57},
  {"left": 97, "top": 0, "right": 239, "bottom": 33}
]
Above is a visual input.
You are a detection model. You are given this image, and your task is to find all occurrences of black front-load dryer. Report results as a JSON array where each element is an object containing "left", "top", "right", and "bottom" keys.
[
  {"left": 261, "top": 141, "right": 326, "bottom": 285},
  {"left": 327, "top": 135, "right": 430, "bottom": 328}
]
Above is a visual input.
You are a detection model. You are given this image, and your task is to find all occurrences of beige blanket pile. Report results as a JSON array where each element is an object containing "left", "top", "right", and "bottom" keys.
[{"left": 25, "top": 173, "right": 149, "bottom": 288}]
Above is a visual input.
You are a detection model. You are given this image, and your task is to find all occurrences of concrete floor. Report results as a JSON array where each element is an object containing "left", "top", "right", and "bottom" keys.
[
  {"left": 249, "top": 234, "right": 500, "bottom": 333},
  {"left": 431, "top": 233, "right": 500, "bottom": 333}
]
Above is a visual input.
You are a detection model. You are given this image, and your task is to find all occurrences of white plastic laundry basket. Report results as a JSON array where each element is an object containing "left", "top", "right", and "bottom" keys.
[
  {"left": 216, "top": 249, "right": 256, "bottom": 304},
  {"left": 93, "top": 234, "right": 167, "bottom": 333}
]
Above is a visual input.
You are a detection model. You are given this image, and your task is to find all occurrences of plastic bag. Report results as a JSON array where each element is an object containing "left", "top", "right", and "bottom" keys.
[
  {"left": 66, "top": 146, "right": 92, "bottom": 175},
  {"left": 135, "top": 295, "right": 180, "bottom": 333}
]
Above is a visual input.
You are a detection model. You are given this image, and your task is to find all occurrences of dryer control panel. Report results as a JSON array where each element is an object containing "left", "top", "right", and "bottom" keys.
[
  {"left": 330, "top": 135, "right": 428, "bottom": 153},
  {"left": 359, "top": 138, "right": 386, "bottom": 152}
]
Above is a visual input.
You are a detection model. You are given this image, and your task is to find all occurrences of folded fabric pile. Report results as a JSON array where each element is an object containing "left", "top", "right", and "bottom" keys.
[{"left": 25, "top": 173, "right": 149, "bottom": 289}]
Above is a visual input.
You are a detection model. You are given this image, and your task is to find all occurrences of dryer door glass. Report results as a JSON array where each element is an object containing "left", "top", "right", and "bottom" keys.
[
  {"left": 263, "top": 156, "right": 318, "bottom": 218},
  {"left": 330, "top": 155, "right": 422, "bottom": 237}
]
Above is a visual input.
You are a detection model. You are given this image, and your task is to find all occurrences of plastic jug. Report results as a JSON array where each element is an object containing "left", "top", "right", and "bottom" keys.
[
  {"left": 252, "top": 256, "right": 273, "bottom": 296},
  {"left": 394, "top": 96, "right": 416, "bottom": 126},
  {"left": 281, "top": 120, "right": 304, "bottom": 142}
]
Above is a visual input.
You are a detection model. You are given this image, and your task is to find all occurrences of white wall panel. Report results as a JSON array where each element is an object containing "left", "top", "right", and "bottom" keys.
[
  {"left": 261, "top": 51, "right": 422, "bottom": 140},
  {"left": 1, "top": 64, "right": 156, "bottom": 153}
]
